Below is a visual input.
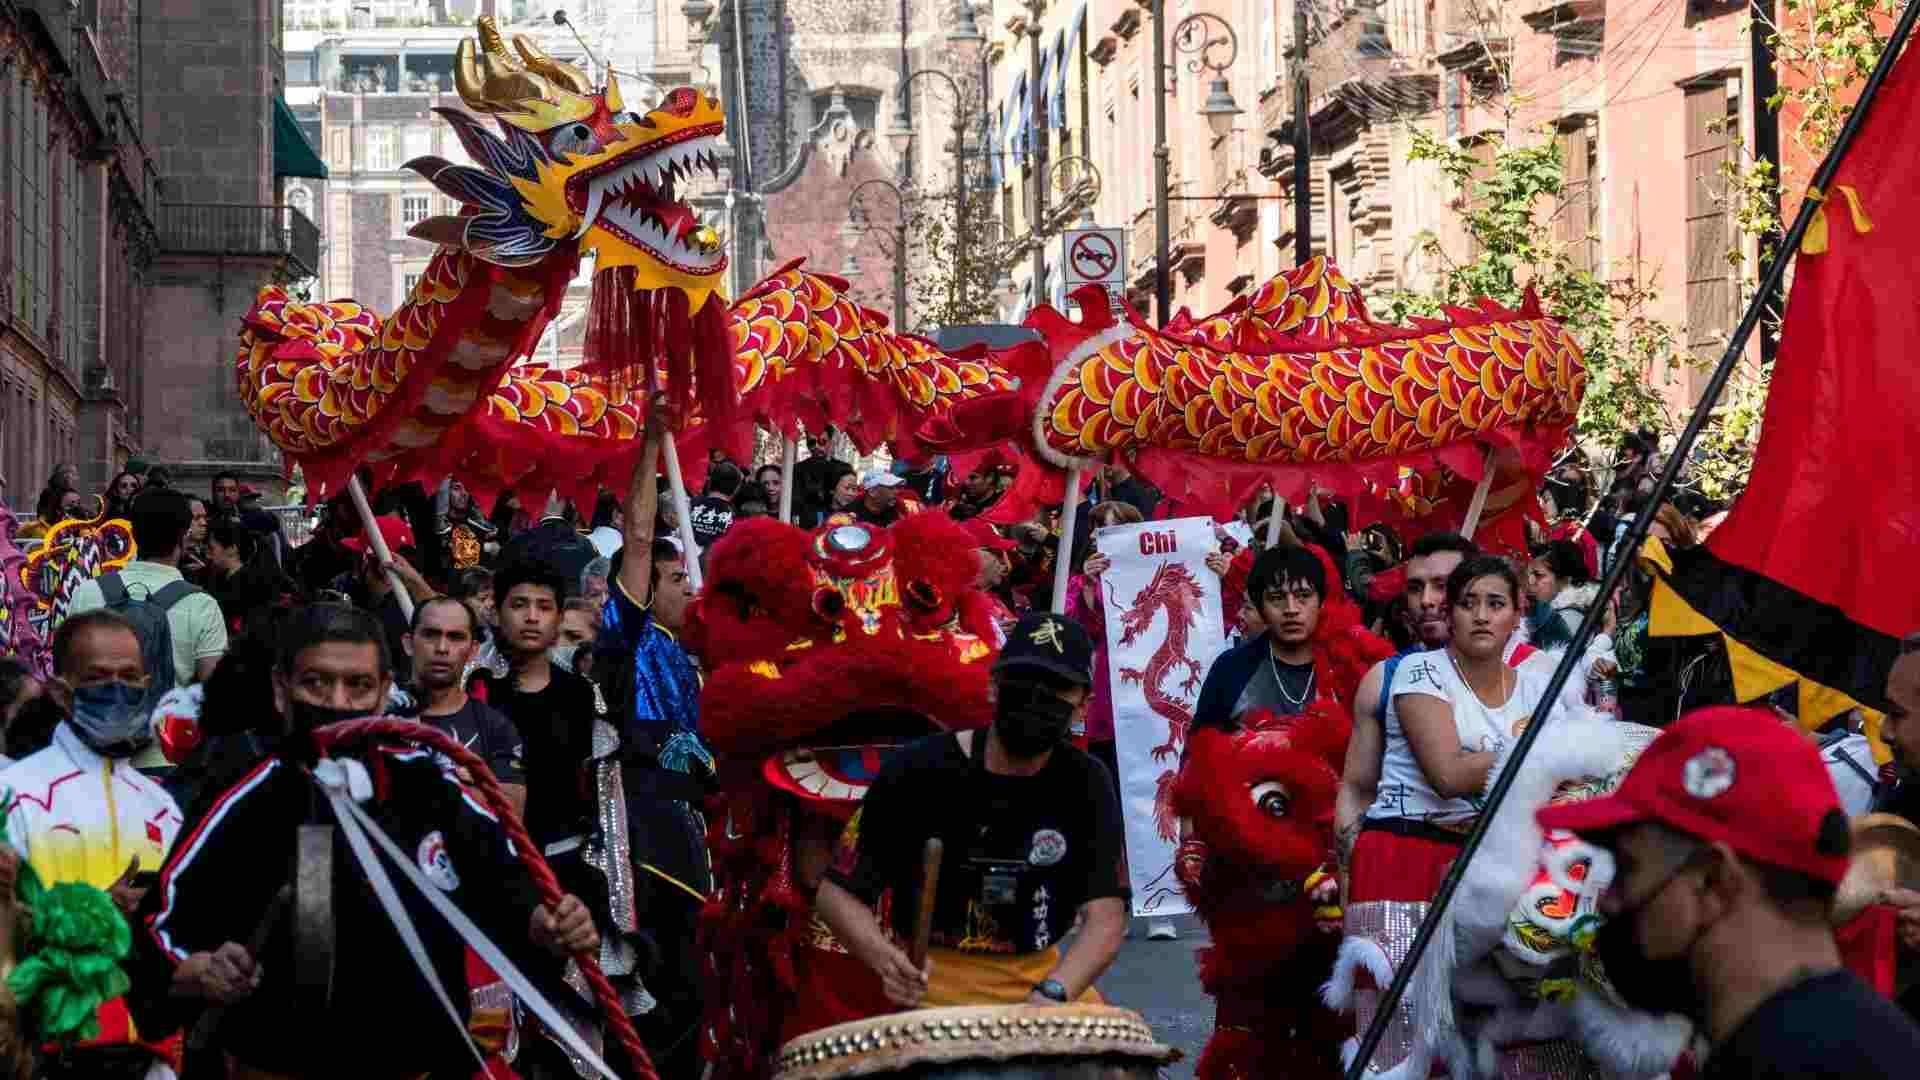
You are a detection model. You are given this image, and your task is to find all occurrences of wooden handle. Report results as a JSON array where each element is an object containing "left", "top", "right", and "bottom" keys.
[{"left": 908, "top": 837, "right": 943, "bottom": 971}]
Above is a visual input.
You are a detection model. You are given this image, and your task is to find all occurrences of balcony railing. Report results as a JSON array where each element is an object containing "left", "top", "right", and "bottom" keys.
[{"left": 158, "top": 204, "right": 320, "bottom": 277}]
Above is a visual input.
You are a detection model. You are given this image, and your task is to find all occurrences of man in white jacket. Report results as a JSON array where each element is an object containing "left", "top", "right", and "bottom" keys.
[{"left": 0, "top": 608, "right": 184, "bottom": 1054}]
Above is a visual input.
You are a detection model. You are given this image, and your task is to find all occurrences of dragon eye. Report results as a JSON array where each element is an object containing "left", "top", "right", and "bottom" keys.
[
  {"left": 549, "top": 123, "right": 600, "bottom": 158},
  {"left": 1250, "top": 781, "right": 1290, "bottom": 818}
]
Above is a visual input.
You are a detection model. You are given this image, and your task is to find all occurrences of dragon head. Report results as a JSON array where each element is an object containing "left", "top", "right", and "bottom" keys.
[
  {"left": 693, "top": 514, "right": 1002, "bottom": 816},
  {"left": 408, "top": 17, "right": 727, "bottom": 310}
]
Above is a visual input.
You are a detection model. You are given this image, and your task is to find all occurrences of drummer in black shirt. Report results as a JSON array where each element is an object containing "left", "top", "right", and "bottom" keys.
[
  {"left": 403, "top": 595, "right": 525, "bottom": 813},
  {"left": 818, "top": 613, "right": 1129, "bottom": 1009}
]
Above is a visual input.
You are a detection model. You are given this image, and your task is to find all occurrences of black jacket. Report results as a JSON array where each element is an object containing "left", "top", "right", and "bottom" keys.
[{"left": 130, "top": 744, "right": 562, "bottom": 1076}]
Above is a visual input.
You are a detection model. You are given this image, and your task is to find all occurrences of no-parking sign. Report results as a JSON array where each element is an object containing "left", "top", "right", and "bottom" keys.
[{"left": 1061, "top": 226, "right": 1126, "bottom": 293}]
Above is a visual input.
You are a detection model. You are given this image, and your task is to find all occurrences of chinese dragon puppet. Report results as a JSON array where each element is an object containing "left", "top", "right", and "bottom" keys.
[
  {"left": 231, "top": 23, "right": 1008, "bottom": 507},
  {"left": 686, "top": 511, "right": 1002, "bottom": 1077}
]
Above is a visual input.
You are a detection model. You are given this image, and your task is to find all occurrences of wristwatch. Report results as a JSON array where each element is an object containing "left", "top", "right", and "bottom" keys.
[{"left": 1032, "top": 978, "right": 1070, "bottom": 1003}]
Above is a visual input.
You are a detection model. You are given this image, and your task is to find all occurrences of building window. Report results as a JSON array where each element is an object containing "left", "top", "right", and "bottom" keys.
[
  {"left": 62, "top": 153, "right": 82, "bottom": 377},
  {"left": 401, "top": 194, "right": 430, "bottom": 226},
  {"left": 14, "top": 78, "right": 50, "bottom": 339},
  {"left": 365, "top": 128, "right": 395, "bottom": 171},
  {"left": 1555, "top": 116, "right": 1600, "bottom": 275},
  {"left": 402, "top": 272, "right": 422, "bottom": 299},
  {"left": 402, "top": 124, "right": 432, "bottom": 164},
  {"left": 1684, "top": 79, "right": 1737, "bottom": 367}
]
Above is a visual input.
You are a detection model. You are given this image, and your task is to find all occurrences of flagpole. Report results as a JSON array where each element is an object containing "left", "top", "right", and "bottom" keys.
[{"left": 1344, "top": 2, "right": 1920, "bottom": 1072}]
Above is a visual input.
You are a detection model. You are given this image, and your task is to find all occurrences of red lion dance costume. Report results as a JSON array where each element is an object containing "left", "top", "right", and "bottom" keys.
[
  {"left": 688, "top": 512, "right": 1003, "bottom": 1077},
  {"left": 1172, "top": 545, "right": 1392, "bottom": 1079}
]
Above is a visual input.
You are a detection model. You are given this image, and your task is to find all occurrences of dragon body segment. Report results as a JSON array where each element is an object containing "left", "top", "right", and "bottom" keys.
[
  {"left": 1028, "top": 258, "right": 1584, "bottom": 473},
  {"left": 907, "top": 258, "right": 1589, "bottom": 516}
]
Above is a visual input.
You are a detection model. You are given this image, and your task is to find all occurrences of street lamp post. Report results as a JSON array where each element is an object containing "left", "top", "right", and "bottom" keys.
[
  {"left": 890, "top": 68, "right": 976, "bottom": 314},
  {"left": 1292, "top": 0, "right": 1312, "bottom": 266},
  {"left": 1025, "top": 0, "right": 1048, "bottom": 309},
  {"left": 847, "top": 179, "right": 912, "bottom": 329},
  {"left": 1145, "top": 3, "right": 1242, "bottom": 327}
]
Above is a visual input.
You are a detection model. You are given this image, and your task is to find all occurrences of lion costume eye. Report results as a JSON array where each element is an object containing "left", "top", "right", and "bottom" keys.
[
  {"left": 1250, "top": 781, "right": 1290, "bottom": 818},
  {"left": 549, "top": 122, "right": 600, "bottom": 158}
]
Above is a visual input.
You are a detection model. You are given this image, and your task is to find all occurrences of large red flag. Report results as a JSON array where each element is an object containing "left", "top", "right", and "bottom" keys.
[{"left": 1648, "top": 54, "right": 1920, "bottom": 745}]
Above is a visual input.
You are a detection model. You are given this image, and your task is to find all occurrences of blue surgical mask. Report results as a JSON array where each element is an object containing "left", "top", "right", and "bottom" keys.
[{"left": 68, "top": 682, "right": 153, "bottom": 757}]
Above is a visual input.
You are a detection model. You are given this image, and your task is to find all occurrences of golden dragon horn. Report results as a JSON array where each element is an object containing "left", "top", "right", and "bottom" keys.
[
  {"left": 456, "top": 16, "right": 554, "bottom": 113},
  {"left": 512, "top": 33, "right": 594, "bottom": 97}
]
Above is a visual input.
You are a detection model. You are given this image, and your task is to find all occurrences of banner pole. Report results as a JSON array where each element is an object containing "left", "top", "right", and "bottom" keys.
[
  {"left": 1459, "top": 447, "right": 1497, "bottom": 540},
  {"left": 346, "top": 475, "right": 414, "bottom": 622},
  {"left": 779, "top": 436, "right": 798, "bottom": 524},
  {"left": 1343, "top": 3, "right": 1920, "bottom": 1072},
  {"left": 1051, "top": 464, "right": 1083, "bottom": 613}
]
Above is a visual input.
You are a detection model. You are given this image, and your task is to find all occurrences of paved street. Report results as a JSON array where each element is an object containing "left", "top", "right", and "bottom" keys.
[{"left": 1096, "top": 914, "right": 1215, "bottom": 1078}]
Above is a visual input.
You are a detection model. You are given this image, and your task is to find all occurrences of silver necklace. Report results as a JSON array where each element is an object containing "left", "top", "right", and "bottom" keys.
[
  {"left": 1269, "top": 646, "right": 1316, "bottom": 708},
  {"left": 1447, "top": 649, "right": 1516, "bottom": 736}
]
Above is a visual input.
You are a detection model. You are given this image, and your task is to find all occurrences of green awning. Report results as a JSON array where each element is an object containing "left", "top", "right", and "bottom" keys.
[{"left": 273, "top": 96, "right": 328, "bottom": 179}]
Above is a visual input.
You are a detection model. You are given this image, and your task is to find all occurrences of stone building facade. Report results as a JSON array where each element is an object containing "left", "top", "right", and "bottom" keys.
[
  {"left": 1, "top": 1, "right": 162, "bottom": 506},
  {"left": 688, "top": 0, "right": 989, "bottom": 328},
  {"left": 977, "top": 0, "right": 1757, "bottom": 414}
]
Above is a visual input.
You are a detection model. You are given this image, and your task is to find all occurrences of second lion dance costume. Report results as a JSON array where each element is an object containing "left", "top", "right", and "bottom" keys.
[{"left": 1172, "top": 543, "right": 1391, "bottom": 1080}]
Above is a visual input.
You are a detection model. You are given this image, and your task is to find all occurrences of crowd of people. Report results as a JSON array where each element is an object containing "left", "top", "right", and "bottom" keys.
[{"left": 1, "top": 423, "right": 1918, "bottom": 1079}]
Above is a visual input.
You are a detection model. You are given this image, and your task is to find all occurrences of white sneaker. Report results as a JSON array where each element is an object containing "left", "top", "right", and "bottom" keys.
[{"left": 1146, "top": 919, "right": 1178, "bottom": 940}]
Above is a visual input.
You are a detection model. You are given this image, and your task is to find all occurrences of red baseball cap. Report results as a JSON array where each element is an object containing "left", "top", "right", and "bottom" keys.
[
  {"left": 1538, "top": 706, "right": 1851, "bottom": 885},
  {"left": 340, "top": 514, "right": 417, "bottom": 556},
  {"left": 961, "top": 518, "right": 1017, "bottom": 552}
]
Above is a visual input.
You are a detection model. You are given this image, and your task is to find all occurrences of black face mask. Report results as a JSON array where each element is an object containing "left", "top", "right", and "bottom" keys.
[
  {"left": 993, "top": 679, "right": 1078, "bottom": 758},
  {"left": 1593, "top": 859, "right": 1706, "bottom": 1020},
  {"left": 285, "top": 698, "right": 375, "bottom": 736}
]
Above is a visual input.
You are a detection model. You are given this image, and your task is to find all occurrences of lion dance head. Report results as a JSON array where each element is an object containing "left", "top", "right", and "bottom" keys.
[{"left": 691, "top": 512, "right": 1002, "bottom": 1075}]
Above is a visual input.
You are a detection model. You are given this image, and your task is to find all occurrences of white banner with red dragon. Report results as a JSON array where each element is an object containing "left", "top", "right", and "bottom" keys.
[{"left": 1095, "top": 516, "right": 1225, "bottom": 918}]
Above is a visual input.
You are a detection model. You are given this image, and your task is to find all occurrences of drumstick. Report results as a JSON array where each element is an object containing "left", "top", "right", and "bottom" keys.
[{"left": 908, "top": 837, "right": 943, "bottom": 972}]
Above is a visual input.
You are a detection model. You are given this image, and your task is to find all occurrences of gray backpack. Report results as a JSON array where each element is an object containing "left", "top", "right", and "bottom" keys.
[{"left": 98, "top": 573, "right": 202, "bottom": 717}]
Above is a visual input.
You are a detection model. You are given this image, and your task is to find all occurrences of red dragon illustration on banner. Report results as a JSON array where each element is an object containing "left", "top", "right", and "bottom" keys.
[
  {"left": 1117, "top": 561, "right": 1207, "bottom": 763},
  {"left": 233, "top": 17, "right": 1010, "bottom": 507}
]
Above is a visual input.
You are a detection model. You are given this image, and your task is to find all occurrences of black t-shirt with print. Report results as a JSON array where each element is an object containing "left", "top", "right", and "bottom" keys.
[
  {"left": 417, "top": 698, "right": 524, "bottom": 785},
  {"left": 826, "top": 732, "right": 1128, "bottom": 955},
  {"left": 1701, "top": 969, "right": 1920, "bottom": 1079}
]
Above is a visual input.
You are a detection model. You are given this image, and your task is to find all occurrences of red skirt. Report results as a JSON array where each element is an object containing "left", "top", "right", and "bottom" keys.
[{"left": 1347, "top": 825, "right": 1462, "bottom": 904}]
